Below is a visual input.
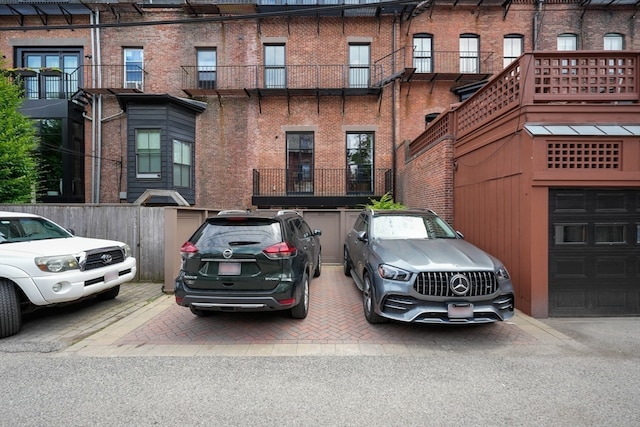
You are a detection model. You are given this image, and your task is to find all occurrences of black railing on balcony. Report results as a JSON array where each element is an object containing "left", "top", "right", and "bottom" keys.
[
  {"left": 181, "top": 64, "right": 386, "bottom": 96},
  {"left": 252, "top": 168, "right": 393, "bottom": 208},
  {"left": 74, "top": 65, "right": 145, "bottom": 94},
  {"left": 374, "top": 47, "right": 495, "bottom": 83},
  {"left": 9, "top": 69, "right": 79, "bottom": 100}
]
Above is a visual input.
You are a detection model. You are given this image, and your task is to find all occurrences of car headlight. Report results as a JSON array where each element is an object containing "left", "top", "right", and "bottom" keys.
[
  {"left": 122, "top": 244, "right": 131, "bottom": 259},
  {"left": 496, "top": 266, "right": 510, "bottom": 280},
  {"left": 35, "top": 255, "right": 79, "bottom": 273},
  {"left": 378, "top": 264, "right": 412, "bottom": 281}
]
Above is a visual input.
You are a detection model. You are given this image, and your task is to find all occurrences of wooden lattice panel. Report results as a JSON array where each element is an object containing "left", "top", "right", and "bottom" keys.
[
  {"left": 547, "top": 142, "right": 620, "bottom": 169},
  {"left": 457, "top": 63, "right": 521, "bottom": 135},
  {"left": 534, "top": 56, "right": 636, "bottom": 96}
]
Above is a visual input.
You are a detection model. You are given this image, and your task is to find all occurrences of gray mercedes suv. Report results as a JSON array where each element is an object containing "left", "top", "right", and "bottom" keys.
[
  {"left": 343, "top": 208, "right": 514, "bottom": 324},
  {"left": 175, "top": 210, "right": 321, "bottom": 319}
]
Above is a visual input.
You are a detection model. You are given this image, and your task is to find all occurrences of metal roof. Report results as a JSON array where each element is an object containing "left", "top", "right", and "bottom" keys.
[{"left": 524, "top": 124, "right": 640, "bottom": 136}]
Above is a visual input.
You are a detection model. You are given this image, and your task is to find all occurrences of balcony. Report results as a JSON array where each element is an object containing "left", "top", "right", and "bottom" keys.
[
  {"left": 252, "top": 168, "right": 393, "bottom": 208},
  {"left": 8, "top": 68, "right": 79, "bottom": 100},
  {"left": 374, "top": 47, "right": 495, "bottom": 85},
  {"left": 74, "top": 65, "right": 145, "bottom": 95},
  {"left": 181, "top": 64, "right": 385, "bottom": 97}
]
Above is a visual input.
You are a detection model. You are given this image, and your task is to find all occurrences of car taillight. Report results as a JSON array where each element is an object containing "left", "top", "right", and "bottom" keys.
[
  {"left": 263, "top": 242, "right": 297, "bottom": 259},
  {"left": 180, "top": 242, "right": 199, "bottom": 259}
]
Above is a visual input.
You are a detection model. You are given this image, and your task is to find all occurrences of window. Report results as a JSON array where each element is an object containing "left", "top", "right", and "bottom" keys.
[
  {"left": 136, "top": 129, "right": 161, "bottom": 178},
  {"left": 554, "top": 224, "right": 587, "bottom": 244},
  {"left": 173, "top": 140, "right": 192, "bottom": 187},
  {"left": 503, "top": 34, "right": 523, "bottom": 67},
  {"left": 349, "top": 44, "right": 370, "bottom": 88},
  {"left": 595, "top": 224, "right": 626, "bottom": 244},
  {"left": 557, "top": 34, "right": 577, "bottom": 51},
  {"left": 16, "top": 49, "right": 81, "bottom": 100},
  {"left": 197, "top": 49, "right": 216, "bottom": 89},
  {"left": 604, "top": 33, "right": 624, "bottom": 50},
  {"left": 124, "top": 48, "right": 144, "bottom": 90},
  {"left": 459, "top": 34, "right": 479, "bottom": 73},
  {"left": 264, "top": 44, "right": 285, "bottom": 89},
  {"left": 286, "top": 132, "right": 314, "bottom": 193},
  {"left": 413, "top": 34, "right": 433, "bottom": 73},
  {"left": 346, "top": 132, "right": 374, "bottom": 193},
  {"left": 36, "top": 119, "right": 63, "bottom": 197}
]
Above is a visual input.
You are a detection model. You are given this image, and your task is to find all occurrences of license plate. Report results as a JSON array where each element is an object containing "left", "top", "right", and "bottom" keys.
[
  {"left": 218, "top": 262, "right": 241, "bottom": 276},
  {"left": 448, "top": 303, "right": 473, "bottom": 318},
  {"left": 104, "top": 271, "right": 118, "bottom": 282}
]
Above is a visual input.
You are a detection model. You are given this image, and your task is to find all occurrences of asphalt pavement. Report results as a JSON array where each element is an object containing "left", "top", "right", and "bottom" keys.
[{"left": 1, "top": 266, "right": 639, "bottom": 426}]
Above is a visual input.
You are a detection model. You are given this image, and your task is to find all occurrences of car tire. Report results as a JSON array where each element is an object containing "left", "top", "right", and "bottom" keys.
[
  {"left": 363, "top": 273, "right": 386, "bottom": 324},
  {"left": 313, "top": 251, "right": 322, "bottom": 278},
  {"left": 290, "top": 274, "right": 309, "bottom": 319},
  {"left": 343, "top": 247, "right": 352, "bottom": 276},
  {"left": 96, "top": 285, "right": 120, "bottom": 301},
  {"left": 0, "top": 279, "right": 22, "bottom": 338}
]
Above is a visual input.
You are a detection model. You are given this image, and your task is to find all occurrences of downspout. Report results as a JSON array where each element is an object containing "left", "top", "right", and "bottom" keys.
[
  {"left": 95, "top": 10, "right": 102, "bottom": 203},
  {"left": 90, "top": 11, "right": 97, "bottom": 203},
  {"left": 533, "top": 0, "right": 544, "bottom": 51},
  {"left": 391, "top": 12, "right": 397, "bottom": 200}
]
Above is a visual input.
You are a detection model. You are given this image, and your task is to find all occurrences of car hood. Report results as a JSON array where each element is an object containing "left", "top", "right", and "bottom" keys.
[
  {"left": 371, "top": 238, "right": 501, "bottom": 271},
  {"left": 0, "top": 236, "right": 126, "bottom": 257}
]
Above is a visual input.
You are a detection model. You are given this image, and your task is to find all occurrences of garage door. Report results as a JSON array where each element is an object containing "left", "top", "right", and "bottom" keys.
[{"left": 549, "top": 189, "right": 640, "bottom": 316}]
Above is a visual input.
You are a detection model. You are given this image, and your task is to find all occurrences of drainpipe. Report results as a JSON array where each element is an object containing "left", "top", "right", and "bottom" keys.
[
  {"left": 90, "top": 11, "right": 97, "bottom": 203},
  {"left": 391, "top": 13, "right": 397, "bottom": 200},
  {"left": 95, "top": 10, "right": 102, "bottom": 203},
  {"left": 533, "top": 0, "right": 544, "bottom": 51}
]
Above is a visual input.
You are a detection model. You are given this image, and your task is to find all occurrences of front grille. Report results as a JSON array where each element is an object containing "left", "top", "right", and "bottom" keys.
[
  {"left": 81, "top": 248, "right": 126, "bottom": 271},
  {"left": 414, "top": 271, "right": 498, "bottom": 297}
]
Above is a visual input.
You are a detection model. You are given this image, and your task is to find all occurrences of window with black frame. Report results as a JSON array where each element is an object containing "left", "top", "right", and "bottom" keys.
[
  {"left": 346, "top": 132, "right": 373, "bottom": 194},
  {"left": 286, "top": 132, "right": 314, "bottom": 194}
]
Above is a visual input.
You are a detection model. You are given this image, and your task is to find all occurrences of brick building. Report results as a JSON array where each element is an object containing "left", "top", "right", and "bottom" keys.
[{"left": 1, "top": 0, "right": 639, "bottom": 317}]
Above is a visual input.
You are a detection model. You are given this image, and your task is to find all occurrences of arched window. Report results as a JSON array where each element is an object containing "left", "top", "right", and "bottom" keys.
[
  {"left": 459, "top": 34, "right": 479, "bottom": 73},
  {"left": 604, "top": 33, "right": 624, "bottom": 50}
]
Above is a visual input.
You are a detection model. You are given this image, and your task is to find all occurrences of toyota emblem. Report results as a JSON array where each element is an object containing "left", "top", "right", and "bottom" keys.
[
  {"left": 222, "top": 248, "right": 233, "bottom": 259},
  {"left": 449, "top": 273, "right": 470, "bottom": 296},
  {"left": 100, "top": 253, "right": 113, "bottom": 264}
]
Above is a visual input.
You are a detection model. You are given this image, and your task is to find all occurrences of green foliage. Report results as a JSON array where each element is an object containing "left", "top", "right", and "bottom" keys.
[
  {"left": 365, "top": 192, "right": 406, "bottom": 210},
  {"left": 0, "top": 68, "right": 39, "bottom": 203}
]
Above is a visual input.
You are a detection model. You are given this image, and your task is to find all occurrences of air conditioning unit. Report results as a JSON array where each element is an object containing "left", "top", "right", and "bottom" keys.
[{"left": 125, "top": 81, "right": 142, "bottom": 90}]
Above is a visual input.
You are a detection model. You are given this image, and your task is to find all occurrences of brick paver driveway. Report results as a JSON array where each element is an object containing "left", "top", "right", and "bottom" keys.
[{"left": 114, "top": 266, "right": 535, "bottom": 347}]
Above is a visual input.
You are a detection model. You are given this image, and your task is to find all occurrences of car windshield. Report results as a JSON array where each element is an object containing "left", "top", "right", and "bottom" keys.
[
  {"left": 0, "top": 216, "right": 72, "bottom": 243},
  {"left": 192, "top": 218, "right": 282, "bottom": 251},
  {"left": 372, "top": 215, "right": 457, "bottom": 239}
]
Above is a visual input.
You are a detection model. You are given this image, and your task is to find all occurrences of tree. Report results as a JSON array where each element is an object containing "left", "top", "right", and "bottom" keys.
[{"left": 0, "top": 68, "right": 39, "bottom": 203}]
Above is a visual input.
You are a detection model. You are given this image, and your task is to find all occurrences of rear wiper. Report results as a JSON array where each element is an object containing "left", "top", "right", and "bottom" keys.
[{"left": 228, "top": 241, "right": 261, "bottom": 246}]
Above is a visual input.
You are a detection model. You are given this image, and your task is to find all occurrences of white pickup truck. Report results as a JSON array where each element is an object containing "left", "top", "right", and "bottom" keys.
[{"left": 0, "top": 211, "right": 137, "bottom": 338}]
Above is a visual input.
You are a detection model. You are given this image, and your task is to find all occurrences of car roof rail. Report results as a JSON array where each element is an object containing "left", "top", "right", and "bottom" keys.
[
  {"left": 276, "top": 209, "right": 301, "bottom": 217},
  {"left": 217, "top": 209, "right": 251, "bottom": 215}
]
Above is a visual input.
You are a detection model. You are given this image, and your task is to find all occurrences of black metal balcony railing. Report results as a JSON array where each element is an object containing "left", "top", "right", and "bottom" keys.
[
  {"left": 373, "top": 48, "right": 495, "bottom": 83},
  {"left": 9, "top": 69, "right": 80, "bottom": 100},
  {"left": 253, "top": 168, "right": 392, "bottom": 197},
  {"left": 181, "top": 64, "right": 385, "bottom": 95}
]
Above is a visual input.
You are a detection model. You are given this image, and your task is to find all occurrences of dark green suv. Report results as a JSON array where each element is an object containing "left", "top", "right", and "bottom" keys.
[{"left": 174, "top": 210, "right": 321, "bottom": 319}]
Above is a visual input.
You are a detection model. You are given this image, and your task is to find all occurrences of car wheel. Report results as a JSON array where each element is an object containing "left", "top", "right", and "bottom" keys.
[
  {"left": 290, "top": 274, "right": 309, "bottom": 319},
  {"left": 96, "top": 285, "right": 120, "bottom": 301},
  {"left": 313, "top": 251, "right": 322, "bottom": 278},
  {"left": 190, "top": 306, "right": 216, "bottom": 317},
  {"left": 343, "top": 247, "right": 352, "bottom": 276},
  {"left": 0, "top": 279, "right": 22, "bottom": 338},
  {"left": 363, "top": 273, "right": 386, "bottom": 324}
]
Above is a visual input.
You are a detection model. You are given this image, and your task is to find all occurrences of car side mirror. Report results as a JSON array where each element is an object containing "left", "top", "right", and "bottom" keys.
[
  {"left": 313, "top": 229, "right": 322, "bottom": 236},
  {"left": 67, "top": 228, "right": 76, "bottom": 236},
  {"left": 357, "top": 230, "right": 368, "bottom": 242},
  {"left": 456, "top": 231, "right": 464, "bottom": 239}
]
